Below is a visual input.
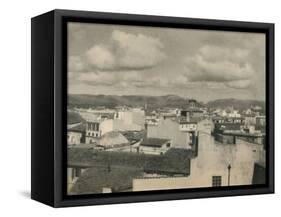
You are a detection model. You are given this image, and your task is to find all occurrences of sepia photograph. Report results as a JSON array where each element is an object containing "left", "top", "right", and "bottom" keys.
[{"left": 66, "top": 22, "right": 266, "bottom": 195}]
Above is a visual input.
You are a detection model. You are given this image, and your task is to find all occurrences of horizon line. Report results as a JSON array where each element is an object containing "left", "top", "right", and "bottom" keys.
[{"left": 68, "top": 93, "right": 265, "bottom": 102}]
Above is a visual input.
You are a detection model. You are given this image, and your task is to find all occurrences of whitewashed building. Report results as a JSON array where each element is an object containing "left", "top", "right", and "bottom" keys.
[
  {"left": 139, "top": 138, "right": 172, "bottom": 155},
  {"left": 133, "top": 124, "right": 265, "bottom": 191},
  {"left": 147, "top": 116, "right": 196, "bottom": 149}
]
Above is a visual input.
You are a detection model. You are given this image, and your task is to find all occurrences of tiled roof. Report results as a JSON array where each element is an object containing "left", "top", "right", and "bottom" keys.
[
  {"left": 215, "top": 123, "right": 242, "bottom": 131},
  {"left": 68, "top": 147, "right": 193, "bottom": 194},
  {"left": 98, "top": 131, "right": 129, "bottom": 147},
  {"left": 68, "top": 123, "right": 86, "bottom": 133},
  {"left": 143, "top": 148, "right": 192, "bottom": 175},
  {"left": 69, "top": 166, "right": 143, "bottom": 194},
  {"left": 68, "top": 147, "right": 193, "bottom": 176},
  {"left": 140, "top": 138, "right": 170, "bottom": 147},
  {"left": 179, "top": 120, "right": 198, "bottom": 124},
  {"left": 68, "top": 112, "right": 85, "bottom": 124},
  {"left": 121, "top": 130, "right": 145, "bottom": 143}
]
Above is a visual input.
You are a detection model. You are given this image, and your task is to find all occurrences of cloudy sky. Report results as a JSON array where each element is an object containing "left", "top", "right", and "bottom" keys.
[{"left": 68, "top": 22, "right": 265, "bottom": 102}]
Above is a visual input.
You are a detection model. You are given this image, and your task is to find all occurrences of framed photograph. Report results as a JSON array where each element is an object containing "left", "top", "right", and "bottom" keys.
[{"left": 31, "top": 9, "right": 274, "bottom": 207}]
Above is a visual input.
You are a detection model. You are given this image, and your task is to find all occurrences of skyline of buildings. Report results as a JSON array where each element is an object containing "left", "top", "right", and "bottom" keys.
[{"left": 67, "top": 98, "right": 266, "bottom": 194}]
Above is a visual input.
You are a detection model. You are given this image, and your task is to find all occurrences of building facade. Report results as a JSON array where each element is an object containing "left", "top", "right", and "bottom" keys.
[
  {"left": 147, "top": 116, "right": 196, "bottom": 149},
  {"left": 139, "top": 138, "right": 171, "bottom": 155},
  {"left": 132, "top": 130, "right": 264, "bottom": 191},
  {"left": 85, "top": 121, "right": 101, "bottom": 143}
]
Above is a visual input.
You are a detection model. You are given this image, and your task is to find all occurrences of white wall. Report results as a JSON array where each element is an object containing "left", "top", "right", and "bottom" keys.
[
  {"left": 0, "top": 0, "right": 279, "bottom": 216},
  {"left": 148, "top": 118, "right": 192, "bottom": 149},
  {"left": 133, "top": 135, "right": 263, "bottom": 191},
  {"left": 67, "top": 131, "right": 82, "bottom": 145}
]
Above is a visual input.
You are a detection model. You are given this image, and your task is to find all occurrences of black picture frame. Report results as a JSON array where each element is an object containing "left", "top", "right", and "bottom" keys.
[{"left": 31, "top": 9, "right": 274, "bottom": 207}]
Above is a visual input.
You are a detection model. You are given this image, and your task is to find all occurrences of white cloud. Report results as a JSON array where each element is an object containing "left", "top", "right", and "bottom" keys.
[
  {"left": 184, "top": 45, "right": 255, "bottom": 89},
  {"left": 225, "top": 80, "right": 252, "bottom": 89},
  {"left": 111, "top": 30, "right": 166, "bottom": 69},
  {"left": 77, "top": 71, "right": 116, "bottom": 86},
  {"left": 68, "top": 56, "right": 85, "bottom": 72},
  {"left": 204, "top": 82, "right": 227, "bottom": 89},
  {"left": 122, "top": 71, "right": 142, "bottom": 82},
  {"left": 73, "top": 68, "right": 199, "bottom": 90},
  {"left": 85, "top": 45, "right": 116, "bottom": 70},
  {"left": 69, "top": 30, "right": 166, "bottom": 75},
  {"left": 75, "top": 70, "right": 143, "bottom": 87},
  {"left": 199, "top": 45, "right": 250, "bottom": 62},
  {"left": 83, "top": 30, "right": 166, "bottom": 71}
]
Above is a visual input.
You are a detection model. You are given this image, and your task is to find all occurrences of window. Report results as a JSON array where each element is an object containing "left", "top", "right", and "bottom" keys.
[
  {"left": 88, "top": 123, "right": 90, "bottom": 130},
  {"left": 166, "top": 143, "right": 171, "bottom": 148},
  {"left": 71, "top": 168, "right": 81, "bottom": 180},
  {"left": 74, "top": 168, "right": 81, "bottom": 177},
  {"left": 212, "top": 176, "right": 222, "bottom": 187}
]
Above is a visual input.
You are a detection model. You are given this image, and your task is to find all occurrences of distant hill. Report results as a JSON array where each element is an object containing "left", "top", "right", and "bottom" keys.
[
  {"left": 206, "top": 98, "right": 265, "bottom": 111},
  {"left": 68, "top": 94, "right": 265, "bottom": 111},
  {"left": 68, "top": 94, "right": 194, "bottom": 109}
]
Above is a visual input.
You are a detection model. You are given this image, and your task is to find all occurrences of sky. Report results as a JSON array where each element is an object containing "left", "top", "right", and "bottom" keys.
[{"left": 67, "top": 22, "right": 266, "bottom": 102}]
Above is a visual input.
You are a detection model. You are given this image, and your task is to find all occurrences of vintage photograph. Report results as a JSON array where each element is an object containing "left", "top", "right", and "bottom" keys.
[{"left": 67, "top": 22, "right": 266, "bottom": 195}]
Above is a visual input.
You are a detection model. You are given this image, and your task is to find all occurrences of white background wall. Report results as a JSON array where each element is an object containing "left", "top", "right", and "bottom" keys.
[{"left": 0, "top": 0, "right": 279, "bottom": 216}]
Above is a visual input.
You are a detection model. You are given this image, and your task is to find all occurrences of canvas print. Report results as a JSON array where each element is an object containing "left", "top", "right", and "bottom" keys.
[{"left": 67, "top": 22, "right": 266, "bottom": 195}]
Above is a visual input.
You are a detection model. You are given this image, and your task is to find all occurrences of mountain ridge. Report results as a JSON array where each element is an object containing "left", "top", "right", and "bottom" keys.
[{"left": 68, "top": 94, "right": 265, "bottom": 110}]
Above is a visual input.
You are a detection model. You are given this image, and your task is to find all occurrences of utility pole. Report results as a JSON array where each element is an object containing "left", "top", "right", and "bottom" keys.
[{"left": 227, "top": 164, "right": 231, "bottom": 186}]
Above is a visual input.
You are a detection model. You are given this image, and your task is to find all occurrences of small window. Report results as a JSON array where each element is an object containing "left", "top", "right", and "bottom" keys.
[
  {"left": 212, "top": 176, "right": 222, "bottom": 187},
  {"left": 75, "top": 168, "right": 81, "bottom": 177},
  {"left": 166, "top": 143, "right": 171, "bottom": 148}
]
